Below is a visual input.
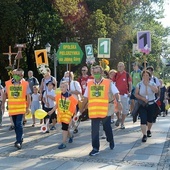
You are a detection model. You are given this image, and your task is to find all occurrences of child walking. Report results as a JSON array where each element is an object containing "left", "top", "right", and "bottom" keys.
[
  {"left": 43, "top": 81, "right": 56, "bottom": 133},
  {"left": 48, "top": 81, "right": 78, "bottom": 149},
  {"left": 31, "top": 85, "right": 41, "bottom": 126}
]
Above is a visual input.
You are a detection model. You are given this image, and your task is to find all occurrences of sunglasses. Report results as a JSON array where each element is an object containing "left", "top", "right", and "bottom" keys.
[{"left": 82, "top": 70, "right": 86, "bottom": 71}]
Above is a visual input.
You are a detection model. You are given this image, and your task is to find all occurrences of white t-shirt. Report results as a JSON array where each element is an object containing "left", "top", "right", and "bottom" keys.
[
  {"left": 136, "top": 81, "right": 156, "bottom": 101},
  {"left": 84, "top": 79, "right": 119, "bottom": 98},
  {"left": 43, "top": 89, "right": 56, "bottom": 108},
  {"left": 31, "top": 93, "right": 40, "bottom": 101}
]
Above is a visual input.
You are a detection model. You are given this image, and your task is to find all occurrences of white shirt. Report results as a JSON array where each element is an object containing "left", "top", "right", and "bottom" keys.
[
  {"left": 136, "top": 81, "right": 156, "bottom": 101},
  {"left": 84, "top": 79, "right": 119, "bottom": 98},
  {"left": 43, "top": 89, "right": 56, "bottom": 108}
]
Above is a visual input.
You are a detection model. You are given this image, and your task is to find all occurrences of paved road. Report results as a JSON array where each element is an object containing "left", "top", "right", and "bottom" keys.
[{"left": 0, "top": 111, "right": 169, "bottom": 170}]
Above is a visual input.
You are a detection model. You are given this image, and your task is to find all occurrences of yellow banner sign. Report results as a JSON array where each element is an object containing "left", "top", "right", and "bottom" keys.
[{"left": 34, "top": 49, "right": 49, "bottom": 67}]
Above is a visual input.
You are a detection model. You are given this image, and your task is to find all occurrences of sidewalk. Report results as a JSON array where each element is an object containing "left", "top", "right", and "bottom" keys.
[{"left": 0, "top": 111, "right": 169, "bottom": 170}]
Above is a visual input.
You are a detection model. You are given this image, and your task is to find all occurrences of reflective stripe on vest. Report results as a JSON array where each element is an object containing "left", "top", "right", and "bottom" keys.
[
  {"left": 56, "top": 95, "right": 78, "bottom": 124},
  {"left": 58, "top": 110, "right": 73, "bottom": 124},
  {"left": 88, "top": 79, "right": 110, "bottom": 118},
  {"left": 5, "top": 80, "right": 28, "bottom": 115}
]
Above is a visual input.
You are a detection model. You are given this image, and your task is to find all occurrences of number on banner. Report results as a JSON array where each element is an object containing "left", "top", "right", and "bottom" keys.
[
  {"left": 100, "top": 41, "right": 108, "bottom": 53},
  {"left": 98, "top": 38, "right": 111, "bottom": 58},
  {"left": 38, "top": 52, "right": 45, "bottom": 63},
  {"left": 137, "top": 31, "right": 151, "bottom": 54},
  {"left": 86, "top": 46, "right": 93, "bottom": 55},
  {"left": 34, "top": 49, "right": 49, "bottom": 67}
]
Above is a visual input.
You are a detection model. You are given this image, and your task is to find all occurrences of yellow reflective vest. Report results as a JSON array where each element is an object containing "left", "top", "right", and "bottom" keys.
[
  {"left": 6, "top": 80, "right": 28, "bottom": 115},
  {"left": 56, "top": 94, "right": 78, "bottom": 124},
  {"left": 87, "top": 79, "right": 111, "bottom": 118}
]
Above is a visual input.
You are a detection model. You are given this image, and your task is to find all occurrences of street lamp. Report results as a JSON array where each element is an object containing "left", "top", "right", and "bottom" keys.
[
  {"left": 45, "top": 43, "right": 57, "bottom": 79},
  {"left": 45, "top": 43, "right": 51, "bottom": 54}
]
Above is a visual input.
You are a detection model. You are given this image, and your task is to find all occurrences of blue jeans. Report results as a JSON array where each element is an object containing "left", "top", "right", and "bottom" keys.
[
  {"left": 12, "top": 114, "right": 23, "bottom": 144},
  {"left": 91, "top": 116, "right": 114, "bottom": 151}
]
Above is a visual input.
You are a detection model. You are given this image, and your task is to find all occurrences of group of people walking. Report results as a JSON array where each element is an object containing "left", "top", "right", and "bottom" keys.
[{"left": 0, "top": 62, "right": 169, "bottom": 156}]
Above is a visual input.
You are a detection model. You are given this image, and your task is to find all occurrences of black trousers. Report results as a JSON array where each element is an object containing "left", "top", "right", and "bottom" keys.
[{"left": 139, "top": 103, "right": 155, "bottom": 124}]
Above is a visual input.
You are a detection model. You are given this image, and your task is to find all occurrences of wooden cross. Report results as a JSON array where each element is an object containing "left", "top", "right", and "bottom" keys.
[
  {"left": 14, "top": 43, "right": 26, "bottom": 68},
  {"left": 3, "top": 46, "right": 17, "bottom": 66}
]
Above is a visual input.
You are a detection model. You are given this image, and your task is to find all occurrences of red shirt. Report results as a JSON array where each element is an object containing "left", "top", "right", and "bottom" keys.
[
  {"left": 112, "top": 71, "right": 132, "bottom": 95},
  {"left": 78, "top": 75, "right": 93, "bottom": 95}
]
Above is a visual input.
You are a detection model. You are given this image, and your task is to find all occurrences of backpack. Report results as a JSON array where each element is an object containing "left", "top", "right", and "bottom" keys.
[{"left": 131, "top": 70, "right": 142, "bottom": 81}]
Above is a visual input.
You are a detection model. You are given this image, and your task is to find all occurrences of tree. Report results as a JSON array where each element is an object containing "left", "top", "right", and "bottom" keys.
[
  {"left": 0, "top": 0, "right": 23, "bottom": 82},
  {"left": 122, "top": 0, "right": 169, "bottom": 73},
  {"left": 17, "top": 0, "right": 64, "bottom": 73},
  {"left": 0, "top": 0, "right": 169, "bottom": 82},
  {"left": 0, "top": 0, "right": 64, "bottom": 82}
]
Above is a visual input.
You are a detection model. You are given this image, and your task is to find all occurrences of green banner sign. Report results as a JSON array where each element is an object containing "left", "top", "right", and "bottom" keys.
[
  {"left": 98, "top": 38, "right": 111, "bottom": 58},
  {"left": 57, "top": 43, "right": 83, "bottom": 64},
  {"left": 85, "top": 44, "right": 94, "bottom": 57}
]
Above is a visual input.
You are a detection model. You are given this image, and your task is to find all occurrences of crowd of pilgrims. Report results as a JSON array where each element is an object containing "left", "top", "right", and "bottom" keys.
[{"left": 0, "top": 63, "right": 170, "bottom": 152}]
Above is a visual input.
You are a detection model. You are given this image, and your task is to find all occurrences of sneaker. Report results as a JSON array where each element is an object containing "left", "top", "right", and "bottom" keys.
[
  {"left": 68, "top": 137, "right": 73, "bottom": 143},
  {"left": 9, "top": 126, "right": 15, "bottom": 131},
  {"left": 50, "top": 126, "right": 56, "bottom": 130},
  {"left": 109, "top": 142, "right": 115, "bottom": 150},
  {"left": 58, "top": 143, "right": 66, "bottom": 149},
  {"left": 73, "top": 129, "right": 78, "bottom": 134},
  {"left": 147, "top": 130, "right": 152, "bottom": 137},
  {"left": 115, "top": 119, "right": 120, "bottom": 127},
  {"left": 14, "top": 143, "right": 22, "bottom": 149},
  {"left": 89, "top": 149, "right": 99, "bottom": 156},
  {"left": 120, "top": 124, "right": 125, "bottom": 129},
  {"left": 45, "top": 130, "right": 50, "bottom": 133},
  {"left": 32, "top": 124, "right": 35, "bottom": 127},
  {"left": 142, "top": 135, "right": 147, "bottom": 142}
]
